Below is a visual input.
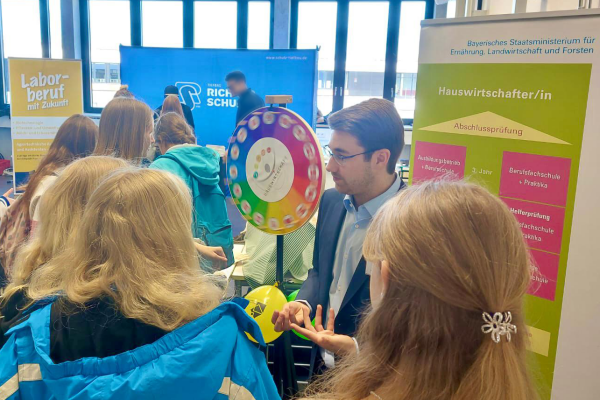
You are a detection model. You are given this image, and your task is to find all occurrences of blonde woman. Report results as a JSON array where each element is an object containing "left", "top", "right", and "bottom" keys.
[
  {"left": 293, "top": 180, "right": 538, "bottom": 400},
  {"left": 93, "top": 96, "right": 155, "bottom": 162},
  {"left": 0, "top": 156, "right": 129, "bottom": 347},
  {"left": 0, "top": 169, "right": 278, "bottom": 400}
]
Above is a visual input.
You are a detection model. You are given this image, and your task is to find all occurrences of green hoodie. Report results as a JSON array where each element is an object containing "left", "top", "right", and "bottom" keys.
[{"left": 150, "top": 144, "right": 234, "bottom": 267}]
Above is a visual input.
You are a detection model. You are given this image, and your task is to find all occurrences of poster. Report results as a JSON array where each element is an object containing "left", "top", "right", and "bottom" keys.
[
  {"left": 9, "top": 58, "right": 83, "bottom": 187},
  {"left": 120, "top": 47, "right": 318, "bottom": 148},
  {"left": 412, "top": 11, "right": 600, "bottom": 399}
]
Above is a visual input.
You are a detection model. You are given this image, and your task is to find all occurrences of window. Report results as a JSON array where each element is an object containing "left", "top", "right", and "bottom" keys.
[
  {"left": 248, "top": 1, "right": 271, "bottom": 49},
  {"left": 447, "top": 0, "right": 456, "bottom": 17},
  {"left": 1, "top": 0, "right": 43, "bottom": 102},
  {"left": 89, "top": 0, "right": 131, "bottom": 107},
  {"left": 344, "top": 2, "right": 389, "bottom": 108},
  {"left": 93, "top": 64, "right": 106, "bottom": 82},
  {"left": 395, "top": 1, "right": 425, "bottom": 119},
  {"left": 109, "top": 64, "right": 120, "bottom": 82},
  {"left": 297, "top": 1, "right": 337, "bottom": 115},
  {"left": 194, "top": 2, "right": 237, "bottom": 49},
  {"left": 49, "top": 0, "right": 63, "bottom": 58},
  {"left": 142, "top": 1, "right": 184, "bottom": 47}
]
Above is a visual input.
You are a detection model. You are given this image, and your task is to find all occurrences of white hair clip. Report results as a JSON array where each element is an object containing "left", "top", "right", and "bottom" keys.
[{"left": 481, "top": 312, "right": 517, "bottom": 343}]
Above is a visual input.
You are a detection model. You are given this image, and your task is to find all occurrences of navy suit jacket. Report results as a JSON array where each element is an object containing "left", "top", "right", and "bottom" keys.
[{"left": 297, "top": 181, "right": 406, "bottom": 371}]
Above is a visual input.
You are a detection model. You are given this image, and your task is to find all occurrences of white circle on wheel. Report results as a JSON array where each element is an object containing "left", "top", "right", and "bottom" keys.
[{"left": 246, "top": 137, "right": 294, "bottom": 203}]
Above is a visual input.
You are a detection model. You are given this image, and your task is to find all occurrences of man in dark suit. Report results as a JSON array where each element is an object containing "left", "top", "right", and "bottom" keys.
[
  {"left": 272, "top": 98, "right": 406, "bottom": 375},
  {"left": 225, "top": 71, "right": 265, "bottom": 126}
]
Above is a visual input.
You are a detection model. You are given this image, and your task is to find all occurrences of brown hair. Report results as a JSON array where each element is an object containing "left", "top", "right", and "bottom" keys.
[
  {"left": 161, "top": 94, "right": 184, "bottom": 117},
  {"left": 155, "top": 112, "right": 196, "bottom": 147},
  {"left": 303, "top": 180, "right": 537, "bottom": 400},
  {"left": 18, "top": 114, "right": 97, "bottom": 220},
  {"left": 328, "top": 98, "right": 404, "bottom": 174},
  {"left": 94, "top": 97, "right": 153, "bottom": 162}
]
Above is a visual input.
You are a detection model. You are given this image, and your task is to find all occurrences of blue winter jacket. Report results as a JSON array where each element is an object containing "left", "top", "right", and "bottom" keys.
[
  {"left": 0, "top": 299, "right": 279, "bottom": 400},
  {"left": 150, "top": 145, "right": 234, "bottom": 267}
]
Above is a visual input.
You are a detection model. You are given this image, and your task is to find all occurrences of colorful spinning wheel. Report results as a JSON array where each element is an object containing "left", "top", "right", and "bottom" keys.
[{"left": 227, "top": 107, "right": 325, "bottom": 235}]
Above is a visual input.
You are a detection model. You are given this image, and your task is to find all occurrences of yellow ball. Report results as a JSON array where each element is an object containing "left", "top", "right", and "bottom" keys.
[{"left": 244, "top": 285, "right": 287, "bottom": 344}]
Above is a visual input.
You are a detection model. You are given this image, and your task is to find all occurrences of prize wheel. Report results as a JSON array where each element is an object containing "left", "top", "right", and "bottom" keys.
[{"left": 227, "top": 106, "right": 325, "bottom": 235}]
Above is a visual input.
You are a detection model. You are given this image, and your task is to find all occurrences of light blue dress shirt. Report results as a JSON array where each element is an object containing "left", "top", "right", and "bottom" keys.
[{"left": 322, "top": 174, "right": 401, "bottom": 367}]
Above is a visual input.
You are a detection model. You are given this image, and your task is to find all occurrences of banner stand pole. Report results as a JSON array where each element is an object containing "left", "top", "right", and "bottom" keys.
[{"left": 268, "top": 96, "right": 298, "bottom": 399}]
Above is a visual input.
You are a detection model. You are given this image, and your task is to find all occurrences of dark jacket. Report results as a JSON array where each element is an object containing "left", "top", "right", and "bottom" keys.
[
  {"left": 297, "top": 182, "right": 406, "bottom": 374},
  {"left": 155, "top": 102, "right": 195, "bottom": 129},
  {"left": 236, "top": 88, "right": 265, "bottom": 125},
  {"left": 1, "top": 292, "right": 165, "bottom": 361},
  {"left": 0, "top": 289, "right": 30, "bottom": 348}
]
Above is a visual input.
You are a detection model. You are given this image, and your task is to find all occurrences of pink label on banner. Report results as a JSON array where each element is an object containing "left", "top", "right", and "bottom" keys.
[
  {"left": 412, "top": 141, "right": 467, "bottom": 183},
  {"left": 500, "top": 152, "right": 571, "bottom": 206},
  {"left": 502, "top": 198, "right": 565, "bottom": 255},
  {"left": 528, "top": 250, "right": 559, "bottom": 301}
]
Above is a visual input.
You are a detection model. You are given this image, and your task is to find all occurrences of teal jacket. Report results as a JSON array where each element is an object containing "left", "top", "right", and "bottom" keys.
[{"left": 150, "top": 145, "right": 234, "bottom": 267}]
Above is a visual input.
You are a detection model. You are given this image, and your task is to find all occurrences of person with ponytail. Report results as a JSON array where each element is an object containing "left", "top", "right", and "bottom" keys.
[
  {"left": 0, "top": 156, "right": 129, "bottom": 347},
  {"left": 292, "top": 180, "right": 539, "bottom": 400},
  {"left": 161, "top": 94, "right": 185, "bottom": 117},
  {"left": 150, "top": 112, "right": 234, "bottom": 269},
  {"left": 93, "top": 96, "right": 154, "bottom": 163},
  {"left": 0, "top": 114, "right": 97, "bottom": 276},
  {"left": 0, "top": 168, "right": 278, "bottom": 400},
  {"left": 154, "top": 85, "right": 195, "bottom": 129}
]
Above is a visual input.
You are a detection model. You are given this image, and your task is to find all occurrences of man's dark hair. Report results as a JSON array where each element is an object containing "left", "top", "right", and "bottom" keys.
[
  {"left": 225, "top": 71, "right": 246, "bottom": 82},
  {"left": 328, "top": 98, "right": 404, "bottom": 174}
]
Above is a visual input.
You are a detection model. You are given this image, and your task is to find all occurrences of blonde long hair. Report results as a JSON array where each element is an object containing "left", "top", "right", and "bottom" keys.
[
  {"left": 27, "top": 168, "right": 221, "bottom": 331},
  {"left": 94, "top": 96, "right": 153, "bottom": 162},
  {"left": 303, "top": 180, "right": 537, "bottom": 400},
  {"left": 1, "top": 156, "right": 129, "bottom": 303}
]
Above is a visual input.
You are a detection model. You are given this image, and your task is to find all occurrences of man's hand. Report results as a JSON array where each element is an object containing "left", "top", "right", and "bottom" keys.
[
  {"left": 272, "top": 301, "right": 310, "bottom": 332},
  {"left": 291, "top": 305, "right": 357, "bottom": 356}
]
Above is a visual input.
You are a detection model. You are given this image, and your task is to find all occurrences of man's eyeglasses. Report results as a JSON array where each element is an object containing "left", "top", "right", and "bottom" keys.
[{"left": 323, "top": 145, "right": 377, "bottom": 166}]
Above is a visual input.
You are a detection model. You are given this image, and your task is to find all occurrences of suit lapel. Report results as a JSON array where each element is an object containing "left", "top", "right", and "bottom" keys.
[{"left": 339, "top": 258, "right": 368, "bottom": 312}]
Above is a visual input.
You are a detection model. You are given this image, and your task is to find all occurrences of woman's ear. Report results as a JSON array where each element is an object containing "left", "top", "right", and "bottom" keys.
[{"left": 381, "top": 260, "right": 391, "bottom": 296}]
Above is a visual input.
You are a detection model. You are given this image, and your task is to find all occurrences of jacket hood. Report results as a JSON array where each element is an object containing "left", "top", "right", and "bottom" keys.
[{"left": 159, "top": 145, "right": 220, "bottom": 186}]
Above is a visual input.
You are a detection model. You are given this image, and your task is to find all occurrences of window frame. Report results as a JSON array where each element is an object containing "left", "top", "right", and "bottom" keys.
[
  {"left": 0, "top": 0, "right": 53, "bottom": 108},
  {"left": 291, "top": 0, "right": 434, "bottom": 123},
  {"left": 80, "top": 0, "right": 274, "bottom": 113}
]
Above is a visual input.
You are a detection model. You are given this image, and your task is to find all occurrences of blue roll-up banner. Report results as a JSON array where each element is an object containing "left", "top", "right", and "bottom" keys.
[{"left": 120, "top": 46, "right": 318, "bottom": 147}]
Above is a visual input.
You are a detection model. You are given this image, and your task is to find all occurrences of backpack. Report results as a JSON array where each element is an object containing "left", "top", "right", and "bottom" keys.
[
  {"left": 193, "top": 182, "right": 234, "bottom": 267},
  {"left": 153, "top": 152, "right": 234, "bottom": 268},
  {"left": 0, "top": 196, "right": 31, "bottom": 281}
]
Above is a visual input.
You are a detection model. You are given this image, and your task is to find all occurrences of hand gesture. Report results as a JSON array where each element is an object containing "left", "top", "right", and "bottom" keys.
[
  {"left": 272, "top": 301, "right": 310, "bottom": 332},
  {"left": 290, "top": 305, "right": 357, "bottom": 356}
]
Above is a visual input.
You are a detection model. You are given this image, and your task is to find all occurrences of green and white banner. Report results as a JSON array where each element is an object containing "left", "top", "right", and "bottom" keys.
[{"left": 411, "top": 10, "right": 600, "bottom": 400}]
